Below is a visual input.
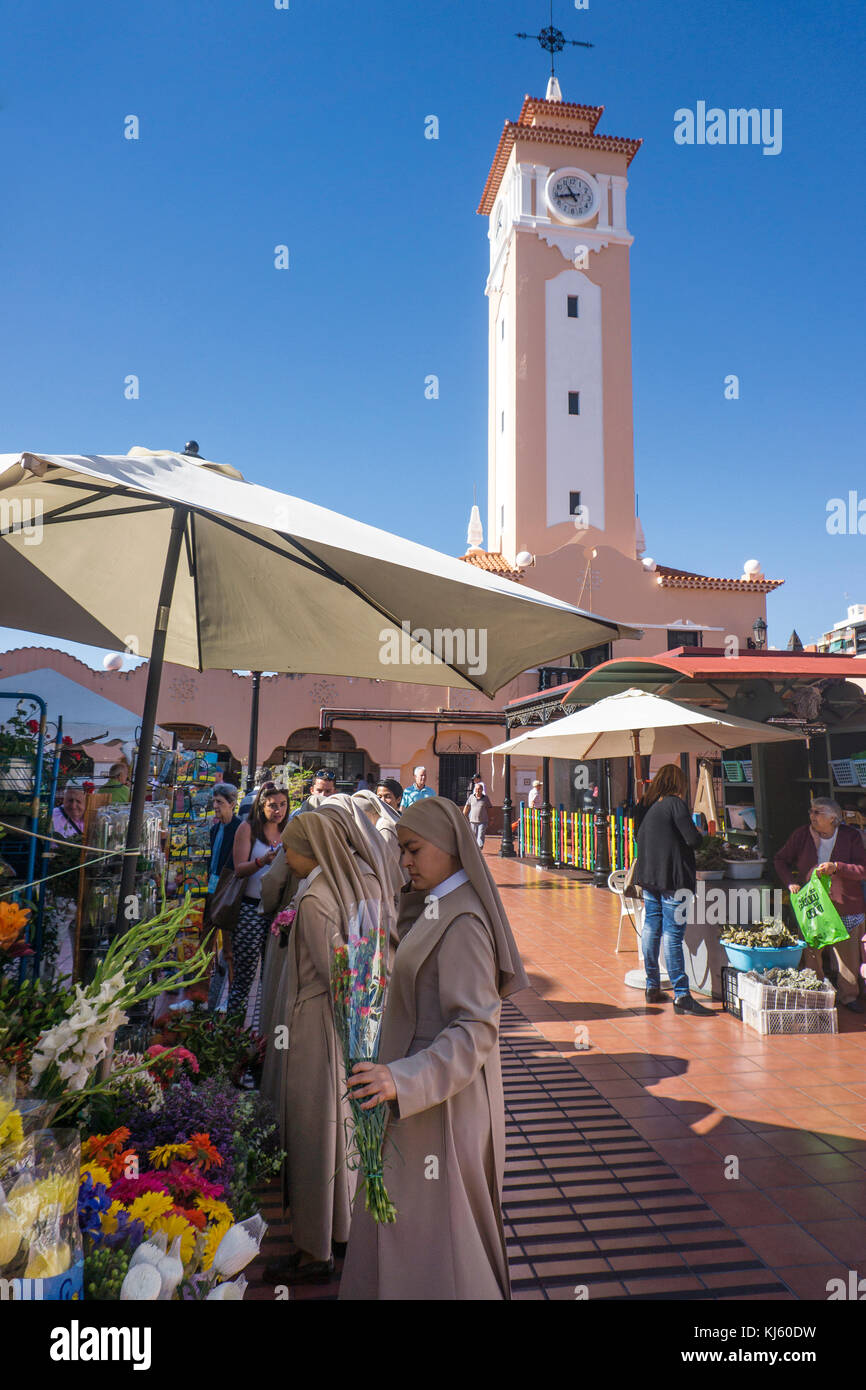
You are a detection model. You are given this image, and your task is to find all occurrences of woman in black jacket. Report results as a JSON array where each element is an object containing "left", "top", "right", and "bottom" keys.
[{"left": 634, "top": 763, "right": 711, "bottom": 1016}]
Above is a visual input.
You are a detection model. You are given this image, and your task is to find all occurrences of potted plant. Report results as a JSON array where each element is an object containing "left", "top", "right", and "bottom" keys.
[
  {"left": 695, "top": 834, "right": 727, "bottom": 881},
  {"left": 722, "top": 842, "right": 767, "bottom": 880},
  {"left": 0, "top": 704, "right": 39, "bottom": 792}
]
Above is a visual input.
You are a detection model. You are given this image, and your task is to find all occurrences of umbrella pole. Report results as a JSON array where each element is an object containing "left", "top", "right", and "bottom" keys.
[
  {"left": 115, "top": 505, "right": 190, "bottom": 936},
  {"left": 499, "top": 719, "right": 516, "bottom": 858},
  {"left": 592, "top": 758, "right": 612, "bottom": 889},
  {"left": 631, "top": 730, "right": 646, "bottom": 801},
  {"left": 247, "top": 671, "right": 262, "bottom": 792},
  {"left": 540, "top": 757, "right": 554, "bottom": 869}
]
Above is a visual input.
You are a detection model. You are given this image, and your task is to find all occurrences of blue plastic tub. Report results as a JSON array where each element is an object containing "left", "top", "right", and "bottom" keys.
[{"left": 721, "top": 941, "right": 805, "bottom": 973}]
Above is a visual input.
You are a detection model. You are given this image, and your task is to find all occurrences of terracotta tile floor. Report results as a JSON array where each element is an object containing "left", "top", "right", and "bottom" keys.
[{"left": 247, "top": 848, "right": 866, "bottom": 1301}]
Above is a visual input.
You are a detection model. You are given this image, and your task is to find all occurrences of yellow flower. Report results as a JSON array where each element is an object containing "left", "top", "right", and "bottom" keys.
[
  {"left": 0, "top": 1206, "right": 22, "bottom": 1266},
  {"left": 127, "top": 1191, "right": 174, "bottom": 1226},
  {"left": 101, "top": 1200, "right": 126, "bottom": 1235},
  {"left": 149, "top": 1212, "right": 196, "bottom": 1264},
  {"left": 0, "top": 1106, "right": 23, "bottom": 1152},
  {"left": 80, "top": 1162, "right": 112, "bottom": 1189},
  {"left": 194, "top": 1197, "right": 234, "bottom": 1226},
  {"left": 201, "top": 1219, "right": 232, "bottom": 1272},
  {"left": 148, "top": 1142, "right": 192, "bottom": 1169}
]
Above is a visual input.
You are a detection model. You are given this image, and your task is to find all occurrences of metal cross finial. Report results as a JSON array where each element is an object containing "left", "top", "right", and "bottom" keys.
[{"left": 516, "top": 1, "right": 593, "bottom": 79}]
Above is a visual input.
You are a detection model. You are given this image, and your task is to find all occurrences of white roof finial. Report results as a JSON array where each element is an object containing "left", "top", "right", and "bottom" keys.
[
  {"left": 546, "top": 73, "right": 563, "bottom": 102},
  {"left": 466, "top": 504, "right": 484, "bottom": 550}
]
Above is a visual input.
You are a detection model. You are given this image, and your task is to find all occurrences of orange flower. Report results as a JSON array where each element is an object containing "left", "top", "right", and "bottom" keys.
[
  {"left": 181, "top": 1206, "right": 207, "bottom": 1231},
  {"left": 185, "top": 1133, "right": 223, "bottom": 1170},
  {"left": 109, "top": 1148, "right": 138, "bottom": 1182},
  {"left": 82, "top": 1127, "right": 131, "bottom": 1167},
  {"left": 0, "top": 901, "right": 29, "bottom": 949}
]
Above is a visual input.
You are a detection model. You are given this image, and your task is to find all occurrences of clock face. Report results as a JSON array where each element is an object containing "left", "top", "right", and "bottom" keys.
[{"left": 547, "top": 171, "right": 597, "bottom": 222}]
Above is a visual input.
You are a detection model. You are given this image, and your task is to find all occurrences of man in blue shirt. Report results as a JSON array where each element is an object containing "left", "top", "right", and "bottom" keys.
[{"left": 400, "top": 765, "right": 436, "bottom": 810}]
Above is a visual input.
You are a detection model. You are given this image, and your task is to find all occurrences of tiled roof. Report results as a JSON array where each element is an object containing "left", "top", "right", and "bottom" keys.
[
  {"left": 654, "top": 564, "right": 783, "bottom": 594},
  {"left": 516, "top": 97, "right": 605, "bottom": 130},
  {"left": 458, "top": 549, "right": 524, "bottom": 581},
  {"left": 478, "top": 121, "right": 643, "bottom": 215}
]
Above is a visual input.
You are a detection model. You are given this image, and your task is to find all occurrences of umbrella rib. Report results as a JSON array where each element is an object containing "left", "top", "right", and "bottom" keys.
[
  {"left": 682, "top": 724, "right": 728, "bottom": 750},
  {"left": 39, "top": 502, "right": 167, "bottom": 525}
]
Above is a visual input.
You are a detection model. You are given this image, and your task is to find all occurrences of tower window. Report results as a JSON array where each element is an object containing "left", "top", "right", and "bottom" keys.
[
  {"left": 500, "top": 318, "right": 505, "bottom": 340},
  {"left": 568, "top": 392, "right": 580, "bottom": 415},
  {"left": 500, "top": 410, "right": 505, "bottom": 433},
  {"left": 567, "top": 296, "right": 579, "bottom": 318},
  {"left": 499, "top": 505, "right": 505, "bottom": 531},
  {"left": 569, "top": 491, "right": 582, "bottom": 515}
]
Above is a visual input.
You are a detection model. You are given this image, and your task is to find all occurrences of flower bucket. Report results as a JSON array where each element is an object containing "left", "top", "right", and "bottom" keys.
[
  {"left": 721, "top": 941, "right": 805, "bottom": 973},
  {"left": 723, "top": 858, "right": 766, "bottom": 880},
  {"left": 0, "top": 759, "right": 31, "bottom": 792}
]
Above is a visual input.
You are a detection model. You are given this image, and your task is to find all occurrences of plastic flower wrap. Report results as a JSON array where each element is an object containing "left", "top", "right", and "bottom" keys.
[
  {"left": 331, "top": 899, "right": 396, "bottom": 1224},
  {"left": 2, "top": 1128, "right": 84, "bottom": 1297}
]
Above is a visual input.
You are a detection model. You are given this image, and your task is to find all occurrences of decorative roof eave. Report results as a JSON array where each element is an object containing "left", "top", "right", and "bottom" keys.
[
  {"left": 656, "top": 572, "right": 784, "bottom": 594},
  {"left": 517, "top": 96, "right": 605, "bottom": 130},
  {"left": 478, "top": 124, "right": 643, "bottom": 215}
]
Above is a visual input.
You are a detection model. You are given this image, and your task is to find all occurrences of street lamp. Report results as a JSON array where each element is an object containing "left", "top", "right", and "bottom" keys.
[{"left": 749, "top": 616, "right": 768, "bottom": 650}]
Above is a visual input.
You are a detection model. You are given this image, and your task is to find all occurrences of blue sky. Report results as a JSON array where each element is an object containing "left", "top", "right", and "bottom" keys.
[{"left": 1, "top": 0, "right": 864, "bottom": 667}]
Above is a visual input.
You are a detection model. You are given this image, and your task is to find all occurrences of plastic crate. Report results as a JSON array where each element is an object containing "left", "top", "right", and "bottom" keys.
[
  {"left": 722, "top": 760, "right": 744, "bottom": 783},
  {"left": 853, "top": 759, "right": 866, "bottom": 788},
  {"left": 721, "top": 965, "right": 744, "bottom": 1020},
  {"left": 738, "top": 971, "right": 836, "bottom": 1012},
  {"left": 741, "top": 1002, "right": 838, "bottom": 1035},
  {"left": 741, "top": 760, "right": 753, "bottom": 783},
  {"left": 830, "top": 758, "right": 857, "bottom": 787}
]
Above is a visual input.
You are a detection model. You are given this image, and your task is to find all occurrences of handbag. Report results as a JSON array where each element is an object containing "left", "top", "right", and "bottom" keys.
[
  {"left": 622, "top": 857, "right": 642, "bottom": 900},
  {"left": 790, "top": 871, "right": 850, "bottom": 948},
  {"left": 206, "top": 862, "right": 246, "bottom": 934}
]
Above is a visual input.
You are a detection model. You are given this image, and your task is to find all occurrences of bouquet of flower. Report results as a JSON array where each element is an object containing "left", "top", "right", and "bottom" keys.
[
  {"left": 0, "top": 902, "right": 33, "bottom": 964},
  {"left": 331, "top": 901, "right": 396, "bottom": 1224}
]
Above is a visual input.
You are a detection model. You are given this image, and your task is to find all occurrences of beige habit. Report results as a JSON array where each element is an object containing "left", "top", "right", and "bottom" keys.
[
  {"left": 260, "top": 812, "right": 386, "bottom": 1262},
  {"left": 339, "top": 796, "right": 528, "bottom": 1301}
]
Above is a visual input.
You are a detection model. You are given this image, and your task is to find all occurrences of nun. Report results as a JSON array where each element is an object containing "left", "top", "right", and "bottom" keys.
[
  {"left": 260, "top": 809, "right": 386, "bottom": 1285},
  {"left": 339, "top": 795, "right": 528, "bottom": 1301}
]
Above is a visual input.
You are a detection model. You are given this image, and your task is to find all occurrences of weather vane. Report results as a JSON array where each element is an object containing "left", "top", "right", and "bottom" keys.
[{"left": 516, "top": 1, "right": 593, "bottom": 81}]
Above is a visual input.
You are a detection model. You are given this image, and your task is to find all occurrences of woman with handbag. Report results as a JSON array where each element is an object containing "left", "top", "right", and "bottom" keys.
[
  {"left": 633, "top": 763, "right": 710, "bottom": 1015},
  {"left": 225, "top": 781, "right": 289, "bottom": 1020}
]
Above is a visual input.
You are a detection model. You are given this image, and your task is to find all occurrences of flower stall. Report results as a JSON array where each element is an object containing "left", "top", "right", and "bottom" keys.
[{"left": 0, "top": 895, "right": 281, "bottom": 1301}]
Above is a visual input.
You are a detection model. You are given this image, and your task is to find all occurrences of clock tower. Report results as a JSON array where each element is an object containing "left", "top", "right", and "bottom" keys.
[{"left": 477, "top": 95, "right": 642, "bottom": 568}]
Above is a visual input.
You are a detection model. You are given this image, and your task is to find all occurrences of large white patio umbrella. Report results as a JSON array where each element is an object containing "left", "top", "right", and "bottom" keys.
[
  {"left": 0, "top": 446, "right": 637, "bottom": 922},
  {"left": 489, "top": 687, "right": 804, "bottom": 763}
]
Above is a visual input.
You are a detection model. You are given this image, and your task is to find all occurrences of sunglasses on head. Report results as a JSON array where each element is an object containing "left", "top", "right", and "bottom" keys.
[{"left": 313, "top": 770, "right": 335, "bottom": 781}]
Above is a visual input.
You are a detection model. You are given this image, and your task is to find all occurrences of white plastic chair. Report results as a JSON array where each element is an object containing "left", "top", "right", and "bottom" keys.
[{"left": 608, "top": 868, "right": 645, "bottom": 952}]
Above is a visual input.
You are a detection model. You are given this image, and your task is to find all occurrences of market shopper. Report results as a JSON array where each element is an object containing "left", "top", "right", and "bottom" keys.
[
  {"left": 261, "top": 809, "right": 387, "bottom": 1285},
  {"left": 293, "top": 769, "right": 337, "bottom": 815},
  {"left": 774, "top": 798, "right": 866, "bottom": 1013},
  {"left": 399, "top": 765, "right": 435, "bottom": 809},
  {"left": 376, "top": 777, "right": 403, "bottom": 811},
  {"left": 101, "top": 760, "right": 131, "bottom": 804},
  {"left": 225, "top": 782, "right": 289, "bottom": 1019},
  {"left": 528, "top": 780, "right": 543, "bottom": 810},
  {"left": 52, "top": 783, "right": 86, "bottom": 839},
  {"left": 464, "top": 780, "right": 492, "bottom": 848},
  {"left": 633, "top": 763, "right": 710, "bottom": 1015},
  {"left": 204, "top": 782, "right": 241, "bottom": 1010},
  {"left": 340, "top": 796, "right": 528, "bottom": 1301}
]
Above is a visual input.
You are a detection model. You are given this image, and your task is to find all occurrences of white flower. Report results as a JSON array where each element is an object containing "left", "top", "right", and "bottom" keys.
[
  {"left": 211, "top": 1215, "right": 267, "bottom": 1277},
  {"left": 156, "top": 1235, "right": 184, "bottom": 1300},
  {"left": 120, "top": 1263, "right": 162, "bottom": 1300},
  {"left": 206, "top": 1274, "right": 248, "bottom": 1300},
  {"left": 129, "top": 1239, "right": 166, "bottom": 1269}
]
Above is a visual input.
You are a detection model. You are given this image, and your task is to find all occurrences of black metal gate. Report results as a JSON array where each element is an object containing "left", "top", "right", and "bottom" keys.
[{"left": 437, "top": 753, "right": 477, "bottom": 806}]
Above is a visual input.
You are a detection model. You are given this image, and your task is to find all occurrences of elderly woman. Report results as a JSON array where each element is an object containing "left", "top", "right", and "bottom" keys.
[
  {"left": 340, "top": 796, "right": 528, "bottom": 1301},
  {"left": 775, "top": 798, "right": 866, "bottom": 1013},
  {"left": 52, "top": 783, "right": 86, "bottom": 840},
  {"left": 261, "top": 810, "right": 386, "bottom": 1285}
]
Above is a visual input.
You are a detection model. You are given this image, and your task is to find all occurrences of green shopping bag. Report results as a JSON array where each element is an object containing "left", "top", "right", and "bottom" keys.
[{"left": 790, "top": 871, "right": 851, "bottom": 948}]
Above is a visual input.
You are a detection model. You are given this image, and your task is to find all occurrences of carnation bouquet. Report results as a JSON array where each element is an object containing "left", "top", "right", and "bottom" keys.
[{"left": 331, "top": 901, "right": 396, "bottom": 1224}]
